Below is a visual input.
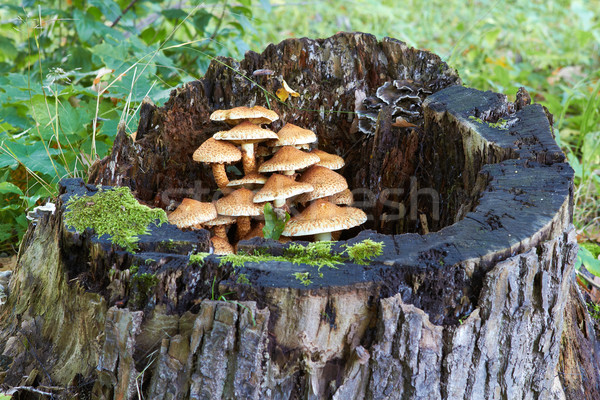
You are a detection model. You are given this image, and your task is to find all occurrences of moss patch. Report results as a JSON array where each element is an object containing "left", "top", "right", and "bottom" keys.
[{"left": 64, "top": 186, "right": 167, "bottom": 252}]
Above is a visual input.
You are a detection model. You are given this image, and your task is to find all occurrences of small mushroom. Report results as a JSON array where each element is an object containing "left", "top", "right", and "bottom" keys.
[
  {"left": 253, "top": 173, "right": 313, "bottom": 208},
  {"left": 295, "top": 165, "right": 348, "bottom": 203},
  {"left": 168, "top": 199, "right": 217, "bottom": 229},
  {"left": 213, "top": 122, "right": 278, "bottom": 174},
  {"left": 226, "top": 172, "right": 268, "bottom": 189},
  {"left": 330, "top": 188, "right": 354, "bottom": 205},
  {"left": 203, "top": 215, "right": 237, "bottom": 239},
  {"left": 309, "top": 149, "right": 345, "bottom": 170},
  {"left": 281, "top": 199, "right": 367, "bottom": 241},
  {"left": 215, "top": 188, "right": 264, "bottom": 239},
  {"left": 268, "top": 123, "right": 317, "bottom": 149},
  {"left": 210, "top": 105, "right": 279, "bottom": 126},
  {"left": 193, "top": 138, "right": 242, "bottom": 189},
  {"left": 258, "top": 146, "right": 320, "bottom": 177},
  {"left": 211, "top": 236, "right": 234, "bottom": 255}
]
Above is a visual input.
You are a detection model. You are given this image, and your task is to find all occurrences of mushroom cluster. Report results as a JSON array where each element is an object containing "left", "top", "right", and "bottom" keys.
[{"left": 168, "top": 105, "right": 367, "bottom": 254}]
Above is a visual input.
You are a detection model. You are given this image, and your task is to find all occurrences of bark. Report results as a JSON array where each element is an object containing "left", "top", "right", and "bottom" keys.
[{"left": 0, "top": 32, "right": 596, "bottom": 399}]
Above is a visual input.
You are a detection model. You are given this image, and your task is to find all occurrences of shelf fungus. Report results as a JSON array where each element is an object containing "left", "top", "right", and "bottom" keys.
[{"left": 282, "top": 199, "right": 367, "bottom": 241}]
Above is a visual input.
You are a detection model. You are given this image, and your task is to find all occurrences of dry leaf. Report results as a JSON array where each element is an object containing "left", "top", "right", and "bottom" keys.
[
  {"left": 92, "top": 67, "right": 114, "bottom": 92},
  {"left": 391, "top": 117, "right": 417, "bottom": 128},
  {"left": 276, "top": 79, "right": 300, "bottom": 102}
]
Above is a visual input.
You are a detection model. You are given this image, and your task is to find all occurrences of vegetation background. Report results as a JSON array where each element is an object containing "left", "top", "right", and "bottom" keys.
[{"left": 0, "top": 0, "right": 598, "bottom": 284}]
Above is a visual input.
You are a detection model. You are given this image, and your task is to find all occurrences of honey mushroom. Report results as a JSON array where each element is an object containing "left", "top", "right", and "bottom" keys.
[
  {"left": 258, "top": 145, "right": 320, "bottom": 178},
  {"left": 167, "top": 199, "right": 217, "bottom": 229},
  {"left": 193, "top": 138, "right": 241, "bottom": 189},
  {"left": 267, "top": 123, "right": 317, "bottom": 153},
  {"left": 253, "top": 174, "right": 313, "bottom": 209},
  {"left": 295, "top": 165, "right": 348, "bottom": 204},
  {"left": 215, "top": 188, "right": 264, "bottom": 239}
]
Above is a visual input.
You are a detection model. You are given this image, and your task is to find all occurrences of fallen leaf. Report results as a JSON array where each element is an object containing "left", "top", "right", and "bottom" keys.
[
  {"left": 391, "top": 117, "right": 417, "bottom": 128},
  {"left": 276, "top": 79, "right": 300, "bottom": 102}
]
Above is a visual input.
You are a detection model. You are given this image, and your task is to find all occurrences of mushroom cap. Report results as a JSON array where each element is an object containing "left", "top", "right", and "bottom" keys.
[
  {"left": 215, "top": 188, "right": 264, "bottom": 217},
  {"left": 213, "top": 121, "right": 278, "bottom": 144},
  {"left": 310, "top": 149, "right": 345, "bottom": 170},
  {"left": 330, "top": 188, "right": 354, "bottom": 205},
  {"left": 296, "top": 165, "right": 348, "bottom": 202},
  {"left": 281, "top": 200, "right": 367, "bottom": 237},
  {"left": 168, "top": 199, "right": 217, "bottom": 228},
  {"left": 258, "top": 146, "right": 320, "bottom": 173},
  {"left": 211, "top": 236, "right": 234, "bottom": 254},
  {"left": 253, "top": 174, "right": 314, "bottom": 203},
  {"left": 210, "top": 106, "right": 279, "bottom": 125},
  {"left": 203, "top": 215, "right": 237, "bottom": 227},
  {"left": 227, "top": 172, "right": 268, "bottom": 188},
  {"left": 269, "top": 123, "right": 317, "bottom": 147},
  {"left": 241, "top": 222, "right": 265, "bottom": 240},
  {"left": 193, "top": 138, "right": 242, "bottom": 164}
]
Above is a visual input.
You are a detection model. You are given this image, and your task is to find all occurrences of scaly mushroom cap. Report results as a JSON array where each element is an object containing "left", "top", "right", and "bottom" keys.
[
  {"left": 296, "top": 165, "right": 348, "bottom": 202},
  {"left": 269, "top": 123, "right": 317, "bottom": 147},
  {"left": 253, "top": 174, "right": 313, "bottom": 204},
  {"left": 281, "top": 199, "right": 367, "bottom": 237},
  {"left": 192, "top": 138, "right": 242, "bottom": 164},
  {"left": 331, "top": 188, "right": 354, "bottom": 205},
  {"left": 211, "top": 106, "right": 279, "bottom": 126},
  {"left": 227, "top": 172, "right": 268, "bottom": 188},
  {"left": 168, "top": 199, "right": 217, "bottom": 229},
  {"left": 203, "top": 215, "right": 237, "bottom": 227},
  {"left": 258, "top": 146, "right": 320, "bottom": 174},
  {"left": 215, "top": 188, "right": 264, "bottom": 217},
  {"left": 310, "top": 149, "right": 345, "bottom": 170},
  {"left": 213, "top": 121, "right": 278, "bottom": 144},
  {"left": 211, "top": 236, "right": 234, "bottom": 255}
]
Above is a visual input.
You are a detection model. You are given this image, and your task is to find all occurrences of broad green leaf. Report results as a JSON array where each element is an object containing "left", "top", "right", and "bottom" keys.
[
  {"left": 576, "top": 245, "right": 600, "bottom": 277},
  {"left": 161, "top": 9, "right": 189, "bottom": 20},
  {"left": 263, "top": 203, "right": 290, "bottom": 240},
  {"left": 0, "top": 182, "right": 24, "bottom": 196}
]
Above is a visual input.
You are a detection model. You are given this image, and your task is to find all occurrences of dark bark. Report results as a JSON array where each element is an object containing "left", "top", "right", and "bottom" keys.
[{"left": 1, "top": 32, "right": 596, "bottom": 399}]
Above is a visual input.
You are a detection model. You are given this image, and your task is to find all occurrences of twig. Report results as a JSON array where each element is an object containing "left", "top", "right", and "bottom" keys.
[
  {"left": 111, "top": 0, "right": 141, "bottom": 28},
  {"left": 6, "top": 385, "right": 55, "bottom": 396}
]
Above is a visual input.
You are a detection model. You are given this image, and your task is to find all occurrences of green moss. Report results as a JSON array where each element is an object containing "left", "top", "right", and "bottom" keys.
[
  {"left": 587, "top": 302, "right": 600, "bottom": 322},
  {"left": 468, "top": 115, "right": 509, "bottom": 130},
  {"left": 190, "top": 252, "right": 210, "bottom": 266},
  {"left": 343, "top": 239, "right": 384, "bottom": 265},
  {"left": 130, "top": 271, "right": 159, "bottom": 309},
  {"left": 64, "top": 186, "right": 167, "bottom": 252},
  {"left": 236, "top": 273, "right": 250, "bottom": 284},
  {"left": 293, "top": 272, "right": 312, "bottom": 286},
  {"left": 219, "top": 250, "right": 282, "bottom": 268}
]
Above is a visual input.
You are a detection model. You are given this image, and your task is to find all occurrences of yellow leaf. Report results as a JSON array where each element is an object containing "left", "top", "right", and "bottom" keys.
[{"left": 277, "top": 79, "right": 300, "bottom": 102}]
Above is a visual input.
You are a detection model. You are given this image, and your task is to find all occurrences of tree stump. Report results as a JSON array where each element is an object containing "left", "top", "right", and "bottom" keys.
[{"left": 1, "top": 32, "right": 598, "bottom": 399}]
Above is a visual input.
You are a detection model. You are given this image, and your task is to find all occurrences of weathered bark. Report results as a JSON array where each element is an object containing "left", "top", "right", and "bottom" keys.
[{"left": 0, "top": 32, "right": 597, "bottom": 399}]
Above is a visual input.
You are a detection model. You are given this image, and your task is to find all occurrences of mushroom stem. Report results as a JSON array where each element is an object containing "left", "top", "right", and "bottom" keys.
[
  {"left": 282, "top": 170, "right": 295, "bottom": 176},
  {"left": 214, "top": 225, "right": 227, "bottom": 239},
  {"left": 273, "top": 198, "right": 286, "bottom": 208},
  {"left": 241, "top": 143, "right": 257, "bottom": 174},
  {"left": 237, "top": 216, "right": 252, "bottom": 238},
  {"left": 314, "top": 231, "right": 333, "bottom": 241},
  {"left": 212, "top": 164, "right": 230, "bottom": 188}
]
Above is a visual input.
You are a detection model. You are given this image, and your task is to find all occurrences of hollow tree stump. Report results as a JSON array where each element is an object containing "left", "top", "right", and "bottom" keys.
[{"left": 1, "top": 32, "right": 598, "bottom": 399}]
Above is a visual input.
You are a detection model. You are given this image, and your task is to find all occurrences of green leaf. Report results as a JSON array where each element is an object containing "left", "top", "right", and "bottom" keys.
[
  {"left": 0, "top": 182, "right": 24, "bottom": 196},
  {"left": 576, "top": 245, "right": 600, "bottom": 277},
  {"left": 161, "top": 9, "right": 189, "bottom": 20},
  {"left": 262, "top": 203, "right": 290, "bottom": 240}
]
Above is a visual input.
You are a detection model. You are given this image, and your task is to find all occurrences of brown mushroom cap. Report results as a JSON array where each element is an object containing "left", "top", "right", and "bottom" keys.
[
  {"left": 281, "top": 199, "right": 367, "bottom": 237},
  {"left": 253, "top": 174, "right": 313, "bottom": 205},
  {"left": 203, "top": 215, "right": 237, "bottom": 227},
  {"left": 211, "top": 106, "right": 279, "bottom": 125},
  {"left": 310, "top": 149, "right": 345, "bottom": 170},
  {"left": 226, "top": 172, "right": 268, "bottom": 188},
  {"left": 258, "top": 146, "right": 320, "bottom": 174},
  {"left": 168, "top": 199, "right": 217, "bottom": 229},
  {"left": 269, "top": 123, "right": 317, "bottom": 147},
  {"left": 215, "top": 188, "right": 264, "bottom": 217},
  {"left": 241, "top": 222, "right": 265, "bottom": 240},
  {"left": 331, "top": 188, "right": 354, "bottom": 205},
  {"left": 296, "top": 165, "right": 348, "bottom": 202},
  {"left": 211, "top": 236, "right": 234, "bottom": 254},
  {"left": 213, "top": 121, "right": 278, "bottom": 144},
  {"left": 193, "top": 138, "right": 242, "bottom": 164}
]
